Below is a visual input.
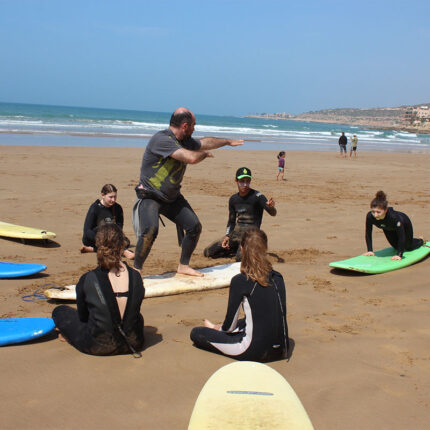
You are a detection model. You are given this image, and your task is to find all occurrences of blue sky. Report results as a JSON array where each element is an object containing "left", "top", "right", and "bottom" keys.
[{"left": 0, "top": 0, "right": 429, "bottom": 115}]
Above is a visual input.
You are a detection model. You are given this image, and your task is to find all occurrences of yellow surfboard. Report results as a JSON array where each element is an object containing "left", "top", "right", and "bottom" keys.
[
  {"left": 0, "top": 221, "right": 56, "bottom": 240},
  {"left": 188, "top": 361, "right": 314, "bottom": 430}
]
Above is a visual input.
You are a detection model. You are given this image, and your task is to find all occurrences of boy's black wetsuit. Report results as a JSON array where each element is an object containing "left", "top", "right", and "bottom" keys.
[
  {"left": 366, "top": 207, "right": 423, "bottom": 258},
  {"left": 52, "top": 263, "right": 145, "bottom": 356},
  {"left": 190, "top": 270, "right": 288, "bottom": 362},
  {"left": 204, "top": 189, "right": 276, "bottom": 261},
  {"left": 82, "top": 200, "right": 126, "bottom": 249}
]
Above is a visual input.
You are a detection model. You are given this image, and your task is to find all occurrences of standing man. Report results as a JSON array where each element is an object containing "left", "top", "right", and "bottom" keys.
[
  {"left": 203, "top": 167, "right": 277, "bottom": 261},
  {"left": 338, "top": 132, "right": 347, "bottom": 158},
  {"left": 134, "top": 107, "right": 243, "bottom": 277}
]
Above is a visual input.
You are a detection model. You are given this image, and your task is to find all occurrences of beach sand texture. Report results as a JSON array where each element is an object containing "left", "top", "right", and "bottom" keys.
[{"left": 0, "top": 146, "right": 429, "bottom": 429}]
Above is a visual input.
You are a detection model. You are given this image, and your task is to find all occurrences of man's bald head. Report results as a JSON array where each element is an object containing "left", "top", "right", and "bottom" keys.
[{"left": 170, "top": 107, "right": 195, "bottom": 128}]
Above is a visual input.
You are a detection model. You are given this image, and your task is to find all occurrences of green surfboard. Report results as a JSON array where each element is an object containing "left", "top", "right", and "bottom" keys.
[{"left": 329, "top": 241, "right": 430, "bottom": 274}]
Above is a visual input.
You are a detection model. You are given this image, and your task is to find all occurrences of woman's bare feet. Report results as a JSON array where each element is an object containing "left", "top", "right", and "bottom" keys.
[
  {"left": 80, "top": 245, "right": 94, "bottom": 253},
  {"left": 58, "top": 332, "right": 67, "bottom": 342},
  {"left": 177, "top": 264, "right": 204, "bottom": 277},
  {"left": 123, "top": 249, "right": 135, "bottom": 259}
]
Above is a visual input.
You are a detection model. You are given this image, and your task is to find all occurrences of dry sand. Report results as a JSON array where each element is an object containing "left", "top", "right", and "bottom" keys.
[{"left": 0, "top": 145, "right": 429, "bottom": 429}]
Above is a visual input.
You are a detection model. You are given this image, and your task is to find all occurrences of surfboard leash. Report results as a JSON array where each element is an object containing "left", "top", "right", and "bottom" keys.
[{"left": 21, "top": 284, "right": 58, "bottom": 302}]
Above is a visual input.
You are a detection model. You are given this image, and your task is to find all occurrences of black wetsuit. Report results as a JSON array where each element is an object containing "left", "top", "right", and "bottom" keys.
[
  {"left": 366, "top": 207, "right": 423, "bottom": 258},
  {"left": 134, "top": 129, "right": 202, "bottom": 270},
  {"left": 190, "top": 270, "right": 288, "bottom": 362},
  {"left": 82, "top": 200, "right": 127, "bottom": 249},
  {"left": 52, "top": 263, "right": 145, "bottom": 356},
  {"left": 204, "top": 189, "right": 276, "bottom": 261}
]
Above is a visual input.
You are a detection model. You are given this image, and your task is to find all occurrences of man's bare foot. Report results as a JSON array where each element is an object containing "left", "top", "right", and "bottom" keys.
[
  {"left": 177, "top": 264, "right": 204, "bottom": 277},
  {"left": 123, "top": 249, "right": 135, "bottom": 259},
  {"left": 80, "top": 246, "right": 94, "bottom": 253}
]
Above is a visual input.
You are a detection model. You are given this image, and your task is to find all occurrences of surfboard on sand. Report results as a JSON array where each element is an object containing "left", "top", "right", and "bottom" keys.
[
  {"left": 0, "top": 262, "right": 47, "bottom": 278},
  {"left": 329, "top": 241, "right": 430, "bottom": 274},
  {"left": 0, "top": 318, "right": 56, "bottom": 346},
  {"left": 188, "top": 361, "right": 314, "bottom": 430},
  {"left": 44, "top": 262, "right": 241, "bottom": 300},
  {"left": 0, "top": 221, "right": 56, "bottom": 240}
]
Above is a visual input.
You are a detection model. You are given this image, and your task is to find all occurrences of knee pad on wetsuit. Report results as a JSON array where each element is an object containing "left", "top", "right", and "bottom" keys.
[
  {"left": 142, "top": 226, "right": 159, "bottom": 243},
  {"left": 187, "top": 221, "right": 202, "bottom": 238}
]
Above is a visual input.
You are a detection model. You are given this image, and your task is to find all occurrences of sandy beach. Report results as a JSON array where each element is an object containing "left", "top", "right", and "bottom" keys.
[{"left": 0, "top": 145, "right": 429, "bottom": 429}]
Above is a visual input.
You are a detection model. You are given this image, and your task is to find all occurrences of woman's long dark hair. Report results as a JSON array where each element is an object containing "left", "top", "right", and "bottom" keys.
[
  {"left": 95, "top": 224, "right": 127, "bottom": 273},
  {"left": 240, "top": 228, "right": 272, "bottom": 286}
]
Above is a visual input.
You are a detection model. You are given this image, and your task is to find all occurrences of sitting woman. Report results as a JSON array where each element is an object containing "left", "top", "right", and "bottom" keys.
[
  {"left": 81, "top": 183, "right": 134, "bottom": 259},
  {"left": 53, "top": 224, "right": 145, "bottom": 356},
  {"left": 190, "top": 228, "right": 289, "bottom": 362},
  {"left": 364, "top": 190, "right": 424, "bottom": 260}
]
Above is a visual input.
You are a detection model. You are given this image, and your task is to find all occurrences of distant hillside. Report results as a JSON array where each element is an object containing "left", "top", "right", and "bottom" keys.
[{"left": 248, "top": 104, "right": 430, "bottom": 133}]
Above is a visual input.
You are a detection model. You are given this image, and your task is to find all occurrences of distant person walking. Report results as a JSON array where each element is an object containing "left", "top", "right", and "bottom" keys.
[
  {"left": 338, "top": 132, "right": 347, "bottom": 158},
  {"left": 276, "top": 151, "right": 286, "bottom": 181},
  {"left": 350, "top": 135, "right": 358, "bottom": 158}
]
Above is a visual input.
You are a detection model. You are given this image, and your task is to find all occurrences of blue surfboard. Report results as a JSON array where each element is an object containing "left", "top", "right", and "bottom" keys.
[
  {"left": 0, "top": 262, "right": 47, "bottom": 278},
  {"left": 0, "top": 318, "right": 56, "bottom": 346}
]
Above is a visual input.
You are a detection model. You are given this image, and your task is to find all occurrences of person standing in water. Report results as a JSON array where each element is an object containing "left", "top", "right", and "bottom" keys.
[
  {"left": 276, "top": 151, "right": 286, "bottom": 181},
  {"left": 363, "top": 190, "right": 424, "bottom": 260},
  {"left": 203, "top": 167, "right": 276, "bottom": 261},
  {"left": 134, "top": 107, "right": 243, "bottom": 277}
]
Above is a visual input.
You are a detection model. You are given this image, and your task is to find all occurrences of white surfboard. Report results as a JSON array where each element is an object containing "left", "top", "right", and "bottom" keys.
[
  {"left": 188, "top": 361, "right": 314, "bottom": 430},
  {"left": 44, "top": 263, "right": 240, "bottom": 300}
]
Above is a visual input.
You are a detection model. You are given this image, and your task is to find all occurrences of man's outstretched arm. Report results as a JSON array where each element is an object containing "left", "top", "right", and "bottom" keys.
[
  {"left": 199, "top": 137, "right": 244, "bottom": 150},
  {"left": 171, "top": 148, "right": 213, "bottom": 164}
]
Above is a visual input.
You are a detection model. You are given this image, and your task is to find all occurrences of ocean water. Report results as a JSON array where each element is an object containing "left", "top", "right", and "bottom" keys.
[{"left": 0, "top": 102, "right": 429, "bottom": 152}]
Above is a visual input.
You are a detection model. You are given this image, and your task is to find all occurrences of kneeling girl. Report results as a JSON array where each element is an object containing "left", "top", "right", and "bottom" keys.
[{"left": 364, "top": 190, "right": 424, "bottom": 260}]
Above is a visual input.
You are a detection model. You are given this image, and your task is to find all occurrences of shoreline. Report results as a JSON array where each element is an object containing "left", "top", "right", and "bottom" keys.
[{"left": 1, "top": 132, "right": 429, "bottom": 154}]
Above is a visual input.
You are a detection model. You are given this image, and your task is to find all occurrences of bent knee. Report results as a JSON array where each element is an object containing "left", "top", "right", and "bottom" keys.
[
  {"left": 142, "top": 226, "right": 158, "bottom": 242},
  {"left": 189, "top": 221, "right": 202, "bottom": 237}
]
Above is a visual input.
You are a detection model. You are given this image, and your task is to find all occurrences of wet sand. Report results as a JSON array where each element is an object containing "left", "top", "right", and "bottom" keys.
[{"left": 0, "top": 146, "right": 429, "bottom": 429}]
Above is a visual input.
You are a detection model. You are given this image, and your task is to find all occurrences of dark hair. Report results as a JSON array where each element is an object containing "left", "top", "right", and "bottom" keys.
[
  {"left": 170, "top": 111, "right": 193, "bottom": 127},
  {"left": 240, "top": 228, "right": 272, "bottom": 287},
  {"left": 371, "top": 190, "right": 388, "bottom": 209},
  {"left": 95, "top": 224, "right": 127, "bottom": 273},
  {"left": 277, "top": 151, "right": 285, "bottom": 159},
  {"left": 101, "top": 184, "right": 117, "bottom": 195}
]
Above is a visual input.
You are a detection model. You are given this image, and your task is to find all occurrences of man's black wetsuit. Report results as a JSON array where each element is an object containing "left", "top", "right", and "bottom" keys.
[
  {"left": 366, "top": 207, "right": 423, "bottom": 258},
  {"left": 82, "top": 200, "right": 125, "bottom": 249},
  {"left": 134, "top": 129, "right": 202, "bottom": 270},
  {"left": 204, "top": 189, "right": 276, "bottom": 261},
  {"left": 190, "top": 270, "right": 288, "bottom": 362},
  {"left": 52, "top": 263, "right": 145, "bottom": 356}
]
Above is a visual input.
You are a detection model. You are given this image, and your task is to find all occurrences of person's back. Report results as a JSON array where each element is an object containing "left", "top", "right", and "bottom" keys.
[
  {"left": 54, "top": 224, "right": 145, "bottom": 356},
  {"left": 192, "top": 229, "right": 288, "bottom": 362}
]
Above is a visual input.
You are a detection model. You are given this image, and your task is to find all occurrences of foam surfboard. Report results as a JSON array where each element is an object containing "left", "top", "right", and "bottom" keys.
[
  {"left": 329, "top": 241, "right": 430, "bottom": 274},
  {"left": 188, "top": 361, "right": 314, "bottom": 430},
  {"left": 0, "top": 221, "right": 56, "bottom": 240},
  {"left": 0, "top": 318, "right": 56, "bottom": 346},
  {"left": 44, "top": 262, "right": 241, "bottom": 300},
  {"left": 0, "top": 262, "right": 47, "bottom": 278}
]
